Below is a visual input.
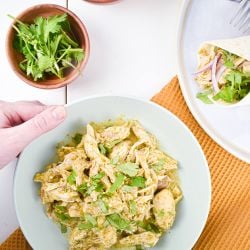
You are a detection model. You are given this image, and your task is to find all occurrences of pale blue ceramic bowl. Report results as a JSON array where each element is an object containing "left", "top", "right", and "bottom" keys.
[{"left": 14, "top": 96, "right": 211, "bottom": 250}]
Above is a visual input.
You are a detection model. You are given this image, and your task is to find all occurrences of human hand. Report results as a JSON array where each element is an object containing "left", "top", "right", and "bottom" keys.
[{"left": 0, "top": 101, "right": 66, "bottom": 169}]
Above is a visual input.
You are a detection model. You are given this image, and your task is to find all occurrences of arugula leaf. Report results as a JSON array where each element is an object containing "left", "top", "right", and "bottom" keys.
[
  {"left": 196, "top": 91, "right": 213, "bottom": 104},
  {"left": 67, "top": 170, "right": 77, "bottom": 185},
  {"left": 130, "top": 176, "right": 146, "bottom": 188},
  {"left": 60, "top": 223, "right": 67, "bottom": 233},
  {"left": 117, "top": 163, "right": 139, "bottom": 177},
  {"left": 106, "top": 213, "right": 130, "bottom": 231},
  {"left": 108, "top": 173, "right": 125, "bottom": 193}
]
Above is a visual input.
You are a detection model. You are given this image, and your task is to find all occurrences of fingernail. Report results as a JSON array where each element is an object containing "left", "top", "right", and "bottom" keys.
[{"left": 52, "top": 106, "right": 66, "bottom": 120}]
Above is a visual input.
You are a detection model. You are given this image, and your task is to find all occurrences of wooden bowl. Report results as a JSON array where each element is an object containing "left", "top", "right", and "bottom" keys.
[
  {"left": 84, "top": 0, "right": 119, "bottom": 3},
  {"left": 6, "top": 4, "right": 90, "bottom": 89}
]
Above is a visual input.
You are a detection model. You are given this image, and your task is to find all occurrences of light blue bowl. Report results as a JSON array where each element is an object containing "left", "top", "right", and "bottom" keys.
[{"left": 14, "top": 96, "right": 211, "bottom": 250}]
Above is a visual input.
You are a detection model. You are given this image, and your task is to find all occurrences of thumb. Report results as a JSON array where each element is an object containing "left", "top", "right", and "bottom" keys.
[{"left": 12, "top": 105, "right": 66, "bottom": 150}]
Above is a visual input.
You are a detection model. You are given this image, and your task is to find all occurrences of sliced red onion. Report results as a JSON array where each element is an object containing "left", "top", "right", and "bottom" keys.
[
  {"left": 193, "top": 60, "right": 214, "bottom": 75},
  {"left": 216, "top": 65, "right": 227, "bottom": 82},
  {"left": 211, "top": 55, "right": 220, "bottom": 93}
]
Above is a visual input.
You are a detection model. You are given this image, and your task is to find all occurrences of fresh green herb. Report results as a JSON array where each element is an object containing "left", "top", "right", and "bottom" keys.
[
  {"left": 110, "top": 156, "right": 120, "bottom": 165},
  {"left": 130, "top": 176, "right": 146, "bottom": 188},
  {"left": 136, "top": 245, "right": 145, "bottom": 250},
  {"left": 117, "top": 163, "right": 139, "bottom": 177},
  {"left": 77, "top": 183, "right": 88, "bottom": 195},
  {"left": 55, "top": 205, "right": 67, "bottom": 213},
  {"left": 78, "top": 222, "right": 94, "bottom": 230},
  {"left": 97, "top": 199, "right": 108, "bottom": 213},
  {"left": 60, "top": 223, "right": 67, "bottom": 233},
  {"left": 85, "top": 214, "right": 97, "bottom": 226},
  {"left": 213, "top": 70, "right": 250, "bottom": 103},
  {"left": 108, "top": 173, "right": 125, "bottom": 193},
  {"left": 196, "top": 90, "right": 213, "bottom": 104},
  {"left": 98, "top": 144, "right": 107, "bottom": 155},
  {"left": 222, "top": 51, "right": 237, "bottom": 69},
  {"left": 9, "top": 14, "right": 84, "bottom": 81},
  {"left": 106, "top": 213, "right": 130, "bottom": 231},
  {"left": 95, "top": 182, "right": 105, "bottom": 192},
  {"left": 67, "top": 170, "right": 77, "bottom": 185},
  {"left": 72, "top": 133, "right": 83, "bottom": 145},
  {"left": 128, "top": 200, "right": 137, "bottom": 215},
  {"left": 137, "top": 221, "right": 160, "bottom": 233},
  {"left": 55, "top": 211, "right": 70, "bottom": 221},
  {"left": 91, "top": 172, "right": 105, "bottom": 180}
]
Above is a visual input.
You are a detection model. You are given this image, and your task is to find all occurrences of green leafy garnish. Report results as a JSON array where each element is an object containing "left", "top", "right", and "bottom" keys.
[
  {"left": 108, "top": 173, "right": 125, "bottom": 193},
  {"left": 78, "top": 222, "right": 94, "bottom": 230},
  {"left": 55, "top": 205, "right": 67, "bottom": 213},
  {"left": 98, "top": 144, "right": 107, "bottom": 155},
  {"left": 85, "top": 214, "right": 97, "bottom": 226},
  {"left": 222, "top": 51, "right": 237, "bottom": 69},
  {"left": 128, "top": 200, "right": 137, "bottom": 215},
  {"left": 91, "top": 172, "right": 105, "bottom": 180},
  {"left": 67, "top": 170, "right": 77, "bottom": 185},
  {"left": 137, "top": 221, "right": 160, "bottom": 233},
  {"left": 130, "top": 176, "right": 146, "bottom": 188},
  {"left": 60, "top": 223, "right": 67, "bottom": 233},
  {"left": 97, "top": 199, "right": 108, "bottom": 213},
  {"left": 117, "top": 163, "right": 139, "bottom": 177},
  {"left": 77, "top": 183, "right": 88, "bottom": 195},
  {"left": 72, "top": 133, "right": 83, "bottom": 145},
  {"left": 213, "top": 70, "right": 250, "bottom": 103},
  {"left": 55, "top": 211, "right": 70, "bottom": 221},
  {"left": 9, "top": 13, "right": 84, "bottom": 81},
  {"left": 196, "top": 90, "right": 213, "bottom": 104},
  {"left": 106, "top": 213, "right": 130, "bottom": 231}
]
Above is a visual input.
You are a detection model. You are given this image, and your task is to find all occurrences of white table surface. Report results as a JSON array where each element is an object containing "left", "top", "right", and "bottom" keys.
[{"left": 0, "top": 0, "right": 182, "bottom": 244}]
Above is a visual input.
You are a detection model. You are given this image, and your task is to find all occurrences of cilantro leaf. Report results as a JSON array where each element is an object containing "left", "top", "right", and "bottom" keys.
[
  {"left": 130, "top": 176, "right": 146, "bottom": 188},
  {"left": 106, "top": 213, "right": 130, "bottom": 231},
  {"left": 117, "top": 163, "right": 139, "bottom": 177},
  {"left": 196, "top": 91, "right": 213, "bottom": 104},
  {"left": 9, "top": 14, "right": 84, "bottom": 81},
  {"left": 98, "top": 143, "right": 107, "bottom": 155},
  {"left": 72, "top": 133, "right": 83, "bottom": 145},
  {"left": 108, "top": 173, "right": 125, "bottom": 193},
  {"left": 67, "top": 170, "right": 77, "bottom": 185},
  {"left": 78, "top": 222, "right": 94, "bottom": 230},
  {"left": 60, "top": 223, "right": 67, "bottom": 233}
]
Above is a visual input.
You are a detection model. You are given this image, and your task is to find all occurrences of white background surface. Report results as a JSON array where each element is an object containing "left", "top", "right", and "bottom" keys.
[{"left": 0, "top": 0, "right": 182, "bottom": 243}]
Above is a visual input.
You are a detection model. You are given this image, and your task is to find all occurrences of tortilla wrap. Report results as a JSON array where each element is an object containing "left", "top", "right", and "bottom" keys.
[{"left": 202, "top": 35, "right": 250, "bottom": 61}]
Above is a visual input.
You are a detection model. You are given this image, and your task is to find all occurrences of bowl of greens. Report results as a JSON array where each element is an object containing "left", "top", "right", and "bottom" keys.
[{"left": 6, "top": 4, "right": 90, "bottom": 89}]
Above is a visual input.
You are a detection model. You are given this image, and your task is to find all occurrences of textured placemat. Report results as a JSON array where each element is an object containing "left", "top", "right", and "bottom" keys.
[{"left": 1, "top": 76, "right": 249, "bottom": 250}]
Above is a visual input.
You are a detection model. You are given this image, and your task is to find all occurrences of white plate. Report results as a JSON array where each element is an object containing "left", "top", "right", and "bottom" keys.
[
  {"left": 177, "top": 0, "right": 250, "bottom": 163},
  {"left": 14, "top": 96, "right": 211, "bottom": 250}
]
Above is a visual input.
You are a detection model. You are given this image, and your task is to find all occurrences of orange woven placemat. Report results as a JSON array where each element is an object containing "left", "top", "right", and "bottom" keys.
[{"left": 1, "top": 77, "right": 249, "bottom": 250}]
